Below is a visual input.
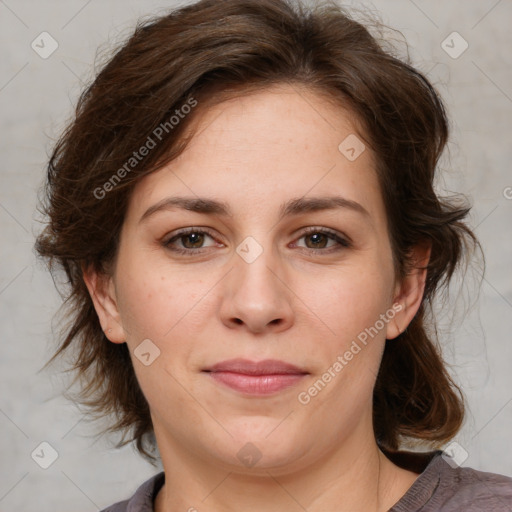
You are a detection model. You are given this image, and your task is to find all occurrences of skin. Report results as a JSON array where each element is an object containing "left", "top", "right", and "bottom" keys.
[{"left": 84, "top": 83, "right": 430, "bottom": 512}]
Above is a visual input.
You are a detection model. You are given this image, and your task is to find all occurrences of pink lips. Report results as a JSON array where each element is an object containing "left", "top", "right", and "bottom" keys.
[{"left": 203, "top": 358, "right": 309, "bottom": 396}]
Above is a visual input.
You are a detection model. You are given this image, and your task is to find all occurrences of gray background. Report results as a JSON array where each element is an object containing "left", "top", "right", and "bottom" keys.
[{"left": 1, "top": 0, "right": 511, "bottom": 510}]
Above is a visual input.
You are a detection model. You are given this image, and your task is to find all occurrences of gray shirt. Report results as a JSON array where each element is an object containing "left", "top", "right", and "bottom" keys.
[{"left": 101, "top": 450, "right": 512, "bottom": 511}]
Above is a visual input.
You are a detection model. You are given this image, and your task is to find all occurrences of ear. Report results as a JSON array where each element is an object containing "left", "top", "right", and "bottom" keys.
[
  {"left": 82, "top": 263, "right": 126, "bottom": 344},
  {"left": 386, "top": 242, "right": 431, "bottom": 340}
]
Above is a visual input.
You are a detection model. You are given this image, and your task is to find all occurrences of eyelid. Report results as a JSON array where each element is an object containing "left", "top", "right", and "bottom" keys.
[
  {"left": 163, "top": 227, "right": 220, "bottom": 248},
  {"left": 298, "top": 226, "right": 352, "bottom": 246},
  {"left": 290, "top": 227, "right": 351, "bottom": 253}
]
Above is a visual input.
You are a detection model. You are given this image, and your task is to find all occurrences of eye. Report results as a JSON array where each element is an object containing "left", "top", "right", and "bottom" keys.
[
  {"left": 162, "top": 226, "right": 351, "bottom": 256},
  {"left": 293, "top": 227, "right": 351, "bottom": 253},
  {"left": 163, "top": 228, "right": 219, "bottom": 254}
]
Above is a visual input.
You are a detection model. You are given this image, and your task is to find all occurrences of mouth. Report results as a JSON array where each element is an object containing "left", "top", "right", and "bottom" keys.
[{"left": 202, "top": 358, "right": 309, "bottom": 396}]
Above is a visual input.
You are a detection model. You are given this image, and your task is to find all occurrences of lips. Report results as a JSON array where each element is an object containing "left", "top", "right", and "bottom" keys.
[
  {"left": 204, "top": 358, "right": 308, "bottom": 375},
  {"left": 203, "top": 358, "right": 309, "bottom": 395}
]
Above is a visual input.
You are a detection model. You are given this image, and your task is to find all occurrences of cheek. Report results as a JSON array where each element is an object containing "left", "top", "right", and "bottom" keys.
[
  {"left": 114, "top": 254, "right": 209, "bottom": 342},
  {"left": 298, "top": 266, "right": 393, "bottom": 344},
  {"left": 295, "top": 270, "right": 392, "bottom": 411},
  {"left": 113, "top": 260, "right": 211, "bottom": 405}
]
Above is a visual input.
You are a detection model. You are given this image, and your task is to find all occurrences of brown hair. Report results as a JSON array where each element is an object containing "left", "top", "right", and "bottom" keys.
[{"left": 34, "top": 0, "right": 480, "bottom": 464}]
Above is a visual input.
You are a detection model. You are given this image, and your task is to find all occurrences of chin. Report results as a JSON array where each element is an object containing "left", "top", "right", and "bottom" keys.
[{"left": 211, "top": 426, "right": 307, "bottom": 472}]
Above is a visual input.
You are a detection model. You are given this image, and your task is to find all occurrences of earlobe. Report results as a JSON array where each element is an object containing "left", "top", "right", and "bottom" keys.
[
  {"left": 81, "top": 263, "right": 126, "bottom": 344},
  {"left": 386, "top": 303, "right": 404, "bottom": 340},
  {"left": 386, "top": 243, "right": 431, "bottom": 340}
]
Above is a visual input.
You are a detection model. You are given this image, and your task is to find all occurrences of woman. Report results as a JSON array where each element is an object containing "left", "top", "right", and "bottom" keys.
[{"left": 34, "top": 0, "right": 512, "bottom": 510}]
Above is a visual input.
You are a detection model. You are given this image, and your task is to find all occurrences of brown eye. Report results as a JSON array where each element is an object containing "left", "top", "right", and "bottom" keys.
[
  {"left": 180, "top": 232, "right": 206, "bottom": 249},
  {"left": 304, "top": 232, "right": 330, "bottom": 249},
  {"left": 295, "top": 228, "right": 351, "bottom": 253},
  {"left": 164, "top": 228, "right": 218, "bottom": 254}
]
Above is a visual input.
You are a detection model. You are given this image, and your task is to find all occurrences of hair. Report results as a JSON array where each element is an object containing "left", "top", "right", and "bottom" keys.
[{"left": 34, "top": 0, "right": 480, "bottom": 465}]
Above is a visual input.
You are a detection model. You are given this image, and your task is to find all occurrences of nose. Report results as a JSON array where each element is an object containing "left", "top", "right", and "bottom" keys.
[{"left": 219, "top": 243, "right": 295, "bottom": 334}]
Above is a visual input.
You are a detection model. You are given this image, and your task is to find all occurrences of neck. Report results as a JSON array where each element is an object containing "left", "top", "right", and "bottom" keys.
[{"left": 154, "top": 434, "right": 419, "bottom": 512}]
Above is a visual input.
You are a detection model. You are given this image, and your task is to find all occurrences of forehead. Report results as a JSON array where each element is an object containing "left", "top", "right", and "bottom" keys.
[{"left": 125, "top": 84, "right": 384, "bottom": 225}]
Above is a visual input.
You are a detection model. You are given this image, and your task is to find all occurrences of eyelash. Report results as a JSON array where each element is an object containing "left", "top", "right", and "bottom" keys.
[{"left": 163, "top": 226, "right": 352, "bottom": 256}]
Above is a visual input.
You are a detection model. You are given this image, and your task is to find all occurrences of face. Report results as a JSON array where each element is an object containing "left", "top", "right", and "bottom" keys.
[{"left": 86, "top": 84, "right": 424, "bottom": 475}]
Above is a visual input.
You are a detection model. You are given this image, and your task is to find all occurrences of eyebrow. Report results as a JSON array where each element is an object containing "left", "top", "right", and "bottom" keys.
[{"left": 138, "top": 195, "right": 370, "bottom": 224}]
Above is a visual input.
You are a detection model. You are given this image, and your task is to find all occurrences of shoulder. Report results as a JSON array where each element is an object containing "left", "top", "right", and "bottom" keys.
[
  {"left": 430, "top": 454, "right": 512, "bottom": 511},
  {"left": 100, "top": 472, "right": 165, "bottom": 512},
  {"left": 388, "top": 450, "right": 512, "bottom": 512}
]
